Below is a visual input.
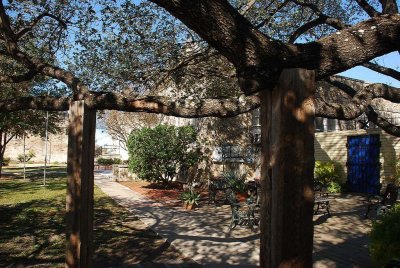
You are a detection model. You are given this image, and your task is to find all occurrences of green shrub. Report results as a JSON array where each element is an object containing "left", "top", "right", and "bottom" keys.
[
  {"left": 127, "top": 125, "right": 199, "bottom": 183},
  {"left": 112, "top": 158, "right": 122, "bottom": 165},
  {"left": 180, "top": 190, "right": 200, "bottom": 205},
  {"left": 1, "top": 157, "right": 10, "bottom": 166},
  {"left": 314, "top": 161, "right": 340, "bottom": 187},
  {"left": 327, "top": 181, "right": 341, "bottom": 193},
  {"left": 369, "top": 204, "right": 400, "bottom": 266},
  {"left": 17, "top": 150, "right": 35, "bottom": 163},
  {"left": 97, "top": 158, "right": 121, "bottom": 166},
  {"left": 223, "top": 170, "right": 248, "bottom": 194}
]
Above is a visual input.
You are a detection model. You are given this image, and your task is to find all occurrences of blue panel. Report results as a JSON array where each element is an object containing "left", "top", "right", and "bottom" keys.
[{"left": 347, "top": 134, "right": 380, "bottom": 194}]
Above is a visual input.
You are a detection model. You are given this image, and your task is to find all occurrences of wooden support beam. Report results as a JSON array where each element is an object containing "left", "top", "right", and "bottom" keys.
[
  {"left": 260, "top": 69, "right": 315, "bottom": 267},
  {"left": 66, "top": 100, "right": 96, "bottom": 268}
]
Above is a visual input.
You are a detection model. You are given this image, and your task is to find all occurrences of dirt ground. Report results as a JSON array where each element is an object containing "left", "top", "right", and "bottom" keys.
[{"left": 120, "top": 180, "right": 184, "bottom": 207}]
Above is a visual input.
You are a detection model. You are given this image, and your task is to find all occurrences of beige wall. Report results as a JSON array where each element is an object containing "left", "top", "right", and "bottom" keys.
[
  {"left": 5, "top": 130, "right": 68, "bottom": 163},
  {"left": 315, "top": 129, "right": 400, "bottom": 183}
]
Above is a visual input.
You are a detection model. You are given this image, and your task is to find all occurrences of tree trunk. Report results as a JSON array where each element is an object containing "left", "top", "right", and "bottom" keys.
[
  {"left": 65, "top": 100, "right": 96, "bottom": 268},
  {"left": 260, "top": 69, "right": 315, "bottom": 268},
  {"left": 0, "top": 132, "right": 6, "bottom": 179}
]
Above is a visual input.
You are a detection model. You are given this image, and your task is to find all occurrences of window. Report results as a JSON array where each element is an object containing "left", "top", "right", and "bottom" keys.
[
  {"left": 327, "top": 119, "right": 337, "bottom": 131},
  {"left": 252, "top": 108, "right": 260, "bottom": 126},
  {"left": 315, "top": 117, "right": 324, "bottom": 132}
]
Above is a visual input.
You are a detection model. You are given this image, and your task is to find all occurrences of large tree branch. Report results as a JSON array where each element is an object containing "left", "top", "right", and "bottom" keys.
[
  {"left": 151, "top": 1, "right": 400, "bottom": 94},
  {"left": 321, "top": 76, "right": 400, "bottom": 136},
  {"left": 362, "top": 61, "right": 400, "bottom": 81},
  {"left": 0, "top": 1, "right": 18, "bottom": 55},
  {"left": 379, "top": 0, "right": 399, "bottom": 14},
  {"left": 289, "top": 15, "right": 348, "bottom": 43},
  {"left": 365, "top": 106, "right": 400, "bottom": 136},
  {"left": 15, "top": 12, "right": 67, "bottom": 40},
  {"left": 0, "top": 93, "right": 261, "bottom": 118},
  {"left": 307, "top": 14, "right": 400, "bottom": 80},
  {"left": 0, "top": 69, "right": 37, "bottom": 83},
  {"left": 355, "top": 0, "right": 381, "bottom": 17},
  {"left": 0, "top": 3, "right": 87, "bottom": 98},
  {"left": 315, "top": 76, "right": 400, "bottom": 119}
]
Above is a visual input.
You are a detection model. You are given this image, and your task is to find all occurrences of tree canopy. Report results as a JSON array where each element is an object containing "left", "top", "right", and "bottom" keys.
[{"left": 0, "top": 0, "right": 398, "bottom": 135}]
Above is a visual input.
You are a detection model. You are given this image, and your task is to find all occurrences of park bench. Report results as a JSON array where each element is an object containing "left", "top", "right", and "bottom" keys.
[
  {"left": 208, "top": 177, "right": 229, "bottom": 204},
  {"left": 314, "top": 184, "right": 331, "bottom": 216},
  {"left": 365, "top": 183, "right": 399, "bottom": 219},
  {"left": 226, "top": 189, "right": 257, "bottom": 229}
]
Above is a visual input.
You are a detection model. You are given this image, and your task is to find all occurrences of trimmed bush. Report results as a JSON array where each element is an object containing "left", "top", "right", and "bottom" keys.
[
  {"left": 369, "top": 204, "right": 400, "bottom": 266},
  {"left": 127, "top": 125, "right": 198, "bottom": 183},
  {"left": 97, "top": 158, "right": 121, "bottom": 166}
]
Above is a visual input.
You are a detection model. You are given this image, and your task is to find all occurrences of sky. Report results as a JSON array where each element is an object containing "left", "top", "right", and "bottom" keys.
[{"left": 340, "top": 52, "right": 400, "bottom": 87}]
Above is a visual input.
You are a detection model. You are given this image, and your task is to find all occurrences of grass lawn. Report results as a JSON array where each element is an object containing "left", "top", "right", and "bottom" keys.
[
  {"left": 1, "top": 165, "right": 67, "bottom": 180},
  {"left": 0, "top": 177, "right": 191, "bottom": 267}
]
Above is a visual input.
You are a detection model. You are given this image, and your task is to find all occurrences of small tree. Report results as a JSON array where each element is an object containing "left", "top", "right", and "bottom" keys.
[
  {"left": 17, "top": 150, "right": 35, "bottom": 163},
  {"left": 127, "top": 124, "right": 198, "bottom": 184}
]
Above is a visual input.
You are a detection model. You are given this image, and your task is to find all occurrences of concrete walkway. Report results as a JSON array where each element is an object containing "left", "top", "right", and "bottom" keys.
[{"left": 95, "top": 172, "right": 372, "bottom": 267}]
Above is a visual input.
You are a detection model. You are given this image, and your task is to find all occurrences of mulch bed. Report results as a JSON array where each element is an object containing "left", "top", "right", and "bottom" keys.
[
  {"left": 120, "top": 181, "right": 184, "bottom": 207},
  {"left": 120, "top": 181, "right": 209, "bottom": 208}
]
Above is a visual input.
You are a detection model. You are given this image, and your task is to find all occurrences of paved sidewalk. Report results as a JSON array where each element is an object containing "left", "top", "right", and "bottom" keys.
[
  {"left": 95, "top": 172, "right": 259, "bottom": 268},
  {"left": 95, "top": 172, "right": 372, "bottom": 268}
]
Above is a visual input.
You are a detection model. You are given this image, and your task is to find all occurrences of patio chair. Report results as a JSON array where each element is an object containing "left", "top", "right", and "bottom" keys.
[
  {"left": 365, "top": 183, "right": 399, "bottom": 219},
  {"left": 314, "top": 184, "right": 331, "bottom": 216},
  {"left": 208, "top": 178, "right": 228, "bottom": 205},
  {"left": 226, "top": 189, "right": 257, "bottom": 229}
]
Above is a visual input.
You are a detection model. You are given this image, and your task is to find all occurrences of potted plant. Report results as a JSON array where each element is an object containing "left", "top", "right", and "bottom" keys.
[
  {"left": 180, "top": 190, "right": 201, "bottom": 210},
  {"left": 223, "top": 171, "right": 249, "bottom": 202}
]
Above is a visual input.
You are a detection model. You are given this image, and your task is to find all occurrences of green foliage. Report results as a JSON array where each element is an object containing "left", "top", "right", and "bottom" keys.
[
  {"left": 223, "top": 170, "right": 248, "bottom": 194},
  {"left": 97, "top": 158, "right": 121, "bottom": 166},
  {"left": 390, "top": 155, "right": 400, "bottom": 185},
  {"left": 370, "top": 204, "right": 400, "bottom": 266},
  {"left": 314, "top": 161, "right": 340, "bottom": 187},
  {"left": 1, "top": 157, "right": 10, "bottom": 166},
  {"left": 180, "top": 190, "right": 200, "bottom": 205},
  {"left": 327, "top": 181, "right": 341, "bottom": 193},
  {"left": 127, "top": 125, "right": 198, "bottom": 183},
  {"left": 17, "top": 150, "right": 36, "bottom": 163}
]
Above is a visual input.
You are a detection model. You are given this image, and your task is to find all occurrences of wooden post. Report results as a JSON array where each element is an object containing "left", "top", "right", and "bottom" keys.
[
  {"left": 66, "top": 100, "right": 96, "bottom": 268},
  {"left": 259, "top": 69, "right": 315, "bottom": 268}
]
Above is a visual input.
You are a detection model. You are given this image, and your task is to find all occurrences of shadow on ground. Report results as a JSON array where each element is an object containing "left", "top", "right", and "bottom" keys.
[{"left": 0, "top": 179, "right": 194, "bottom": 267}]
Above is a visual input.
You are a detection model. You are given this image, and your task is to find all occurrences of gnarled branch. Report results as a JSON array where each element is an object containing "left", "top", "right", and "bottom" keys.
[
  {"left": 0, "top": 93, "right": 261, "bottom": 118},
  {"left": 362, "top": 62, "right": 400, "bottom": 81},
  {"left": 15, "top": 12, "right": 67, "bottom": 40},
  {"left": 0, "top": 69, "right": 37, "bottom": 83},
  {"left": 321, "top": 76, "right": 400, "bottom": 136},
  {"left": 379, "top": 0, "right": 399, "bottom": 14},
  {"left": 355, "top": 0, "right": 381, "bottom": 17},
  {"left": 289, "top": 15, "right": 348, "bottom": 43}
]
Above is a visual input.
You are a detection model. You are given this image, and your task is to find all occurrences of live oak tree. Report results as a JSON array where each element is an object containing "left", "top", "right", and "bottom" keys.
[
  {"left": 101, "top": 111, "right": 161, "bottom": 151},
  {"left": 0, "top": 1, "right": 399, "bottom": 267}
]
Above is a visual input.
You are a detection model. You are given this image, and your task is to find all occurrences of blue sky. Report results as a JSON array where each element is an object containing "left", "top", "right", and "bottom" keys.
[{"left": 340, "top": 52, "right": 400, "bottom": 87}]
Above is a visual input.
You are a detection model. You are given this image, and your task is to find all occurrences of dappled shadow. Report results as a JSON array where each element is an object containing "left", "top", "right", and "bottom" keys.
[
  {"left": 313, "top": 193, "right": 372, "bottom": 267},
  {"left": 97, "top": 176, "right": 261, "bottom": 267},
  {"left": 0, "top": 179, "right": 192, "bottom": 267},
  {"left": 99, "top": 177, "right": 375, "bottom": 267}
]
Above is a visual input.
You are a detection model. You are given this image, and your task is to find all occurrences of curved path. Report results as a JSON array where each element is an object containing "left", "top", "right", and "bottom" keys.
[{"left": 95, "top": 171, "right": 372, "bottom": 268}]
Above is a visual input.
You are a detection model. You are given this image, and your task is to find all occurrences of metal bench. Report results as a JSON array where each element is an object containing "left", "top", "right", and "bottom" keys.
[
  {"left": 313, "top": 183, "right": 331, "bottom": 216},
  {"left": 226, "top": 189, "right": 257, "bottom": 229},
  {"left": 314, "top": 196, "right": 331, "bottom": 216},
  {"left": 365, "top": 183, "right": 399, "bottom": 220},
  {"left": 208, "top": 178, "right": 228, "bottom": 204}
]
